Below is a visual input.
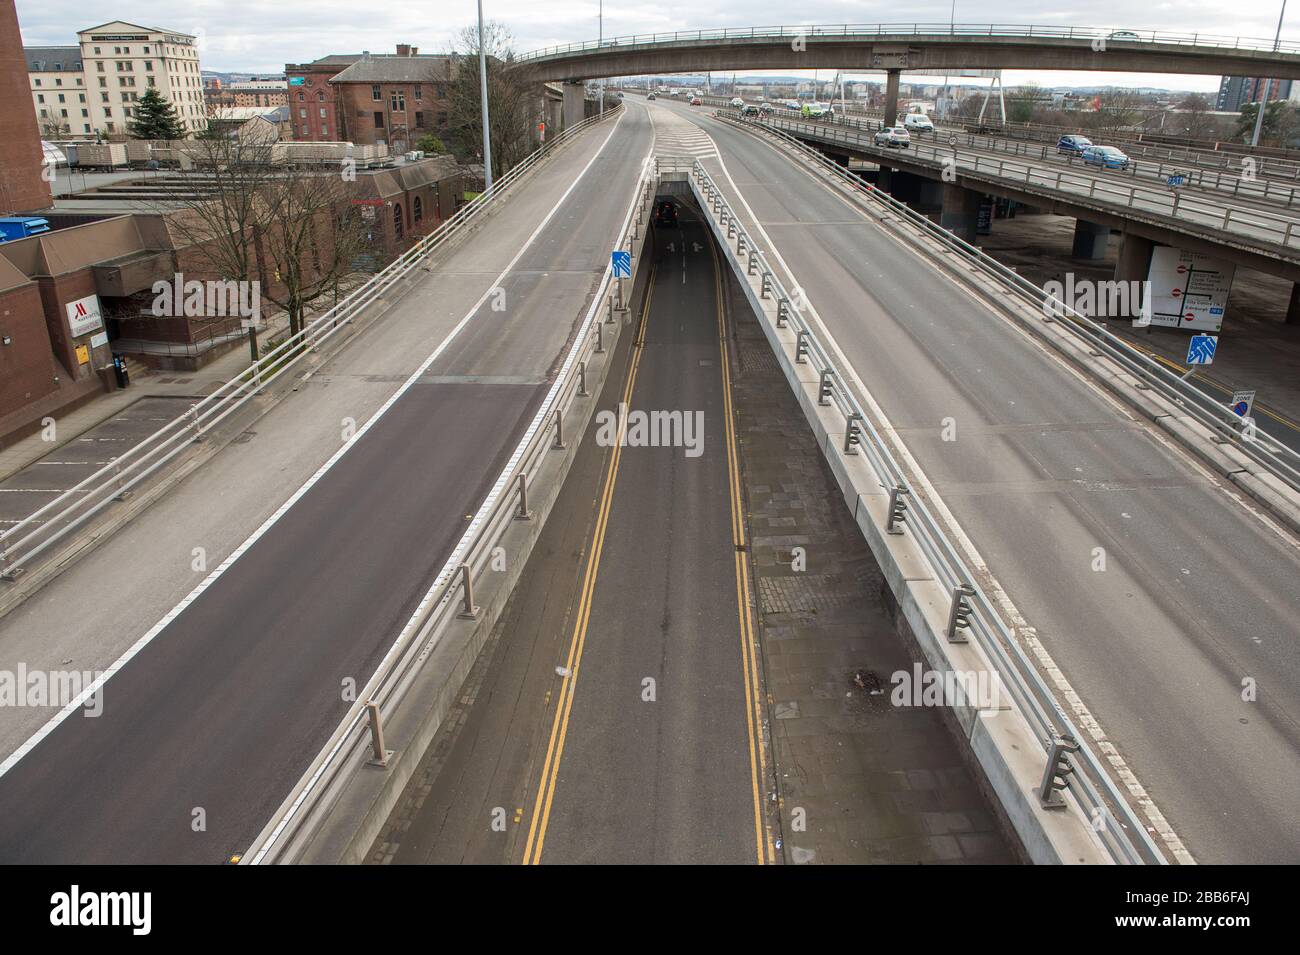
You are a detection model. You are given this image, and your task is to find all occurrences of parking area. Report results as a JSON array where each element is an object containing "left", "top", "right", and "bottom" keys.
[{"left": 0, "top": 396, "right": 201, "bottom": 535}]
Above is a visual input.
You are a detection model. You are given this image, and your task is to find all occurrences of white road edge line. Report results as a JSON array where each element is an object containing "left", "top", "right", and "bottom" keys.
[
  {"left": 693, "top": 108, "right": 1193, "bottom": 864},
  {"left": 0, "top": 111, "right": 628, "bottom": 782}
]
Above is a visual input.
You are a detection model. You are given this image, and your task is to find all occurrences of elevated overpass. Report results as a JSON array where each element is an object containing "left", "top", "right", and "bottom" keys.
[
  {"left": 738, "top": 110, "right": 1300, "bottom": 292},
  {"left": 514, "top": 23, "right": 1300, "bottom": 81}
]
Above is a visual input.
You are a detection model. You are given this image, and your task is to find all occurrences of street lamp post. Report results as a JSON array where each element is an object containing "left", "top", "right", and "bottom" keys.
[
  {"left": 477, "top": 0, "right": 493, "bottom": 194},
  {"left": 1251, "top": 0, "right": 1289, "bottom": 147},
  {"left": 599, "top": 0, "right": 604, "bottom": 117}
]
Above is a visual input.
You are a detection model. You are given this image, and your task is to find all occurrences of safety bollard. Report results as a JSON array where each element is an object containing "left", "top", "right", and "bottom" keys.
[{"left": 365, "top": 701, "right": 390, "bottom": 767}]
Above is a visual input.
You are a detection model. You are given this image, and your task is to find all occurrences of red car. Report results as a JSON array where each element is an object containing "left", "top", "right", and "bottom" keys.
[{"left": 689, "top": 96, "right": 702, "bottom": 106}]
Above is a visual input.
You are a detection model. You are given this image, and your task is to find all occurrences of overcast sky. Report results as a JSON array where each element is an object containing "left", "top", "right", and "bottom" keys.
[{"left": 15, "top": 1, "right": 1299, "bottom": 92}]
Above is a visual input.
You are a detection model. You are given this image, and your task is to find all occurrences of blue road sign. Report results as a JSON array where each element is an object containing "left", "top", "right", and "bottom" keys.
[
  {"left": 611, "top": 250, "right": 632, "bottom": 278},
  {"left": 1186, "top": 334, "right": 1218, "bottom": 366}
]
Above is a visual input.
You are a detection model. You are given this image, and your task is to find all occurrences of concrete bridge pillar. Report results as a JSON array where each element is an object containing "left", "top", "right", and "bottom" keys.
[
  {"left": 562, "top": 81, "right": 586, "bottom": 130},
  {"left": 940, "top": 183, "right": 982, "bottom": 243},
  {"left": 545, "top": 97, "right": 562, "bottom": 141},
  {"left": 1287, "top": 284, "right": 1300, "bottom": 324},
  {"left": 882, "top": 69, "right": 901, "bottom": 128},
  {"left": 1072, "top": 219, "right": 1111, "bottom": 261},
  {"left": 918, "top": 179, "right": 946, "bottom": 211},
  {"left": 1114, "top": 231, "right": 1155, "bottom": 284}
]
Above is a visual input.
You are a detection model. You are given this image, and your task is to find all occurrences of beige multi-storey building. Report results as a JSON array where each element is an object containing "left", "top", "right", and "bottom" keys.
[
  {"left": 25, "top": 20, "right": 206, "bottom": 139},
  {"left": 25, "top": 45, "right": 86, "bottom": 136}
]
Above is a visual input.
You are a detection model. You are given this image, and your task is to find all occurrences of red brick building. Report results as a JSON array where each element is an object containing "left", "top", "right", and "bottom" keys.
[
  {"left": 284, "top": 54, "right": 359, "bottom": 141},
  {"left": 286, "top": 45, "right": 452, "bottom": 152},
  {"left": 0, "top": 0, "right": 52, "bottom": 214}
]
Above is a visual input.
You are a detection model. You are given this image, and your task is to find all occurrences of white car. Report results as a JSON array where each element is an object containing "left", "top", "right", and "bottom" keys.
[
  {"left": 730, "top": 97, "right": 744, "bottom": 107},
  {"left": 873, "top": 126, "right": 911, "bottom": 148},
  {"left": 903, "top": 113, "right": 934, "bottom": 133}
]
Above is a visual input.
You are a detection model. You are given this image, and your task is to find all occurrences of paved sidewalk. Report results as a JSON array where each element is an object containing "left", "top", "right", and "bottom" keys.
[
  {"left": 0, "top": 316, "right": 291, "bottom": 484},
  {"left": 725, "top": 271, "right": 1016, "bottom": 864}
]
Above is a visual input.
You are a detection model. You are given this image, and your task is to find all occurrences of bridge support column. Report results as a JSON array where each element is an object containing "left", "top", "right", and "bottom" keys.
[
  {"left": 882, "top": 69, "right": 901, "bottom": 128},
  {"left": 918, "top": 179, "right": 945, "bottom": 211},
  {"left": 545, "top": 97, "right": 562, "bottom": 141},
  {"left": 1114, "top": 231, "right": 1154, "bottom": 284},
  {"left": 940, "top": 183, "right": 982, "bottom": 244},
  {"left": 562, "top": 80, "right": 585, "bottom": 130},
  {"left": 1287, "top": 284, "right": 1300, "bottom": 325},
  {"left": 1072, "top": 219, "right": 1111, "bottom": 261}
]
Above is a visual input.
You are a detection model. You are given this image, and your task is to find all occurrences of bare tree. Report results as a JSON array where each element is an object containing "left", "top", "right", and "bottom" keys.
[
  {"left": 153, "top": 129, "right": 375, "bottom": 353},
  {"left": 445, "top": 21, "right": 539, "bottom": 181}
]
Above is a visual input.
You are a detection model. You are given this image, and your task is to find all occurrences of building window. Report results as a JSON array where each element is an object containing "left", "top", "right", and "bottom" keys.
[
  {"left": 413, "top": 196, "right": 422, "bottom": 222},
  {"left": 36, "top": 93, "right": 44, "bottom": 103},
  {"left": 394, "top": 203, "right": 404, "bottom": 239},
  {"left": 414, "top": 111, "right": 424, "bottom": 128},
  {"left": 391, "top": 91, "right": 405, "bottom": 111},
  {"left": 371, "top": 84, "right": 381, "bottom": 101},
  {"left": 96, "top": 61, "right": 104, "bottom": 72},
  {"left": 317, "top": 90, "right": 324, "bottom": 101},
  {"left": 298, "top": 91, "right": 304, "bottom": 101},
  {"left": 374, "top": 111, "right": 384, "bottom": 128},
  {"left": 414, "top": 85, "right": 422, "bottom": 100},
  {"left": 319, "top": 107, "right": 326, "bottom": 118}
]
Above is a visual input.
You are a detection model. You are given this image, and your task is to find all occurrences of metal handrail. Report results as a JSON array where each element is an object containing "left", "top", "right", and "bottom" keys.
[
  {"left": 689, "top": 149, "right": 1166, "bottom": 864},
  {"left": 756, "top": 112, "right": 1300, "bottom": 253},
  {"left": 517, "top": 23, "right": 1300, "bottom": 60},
  {"left": 243, "top": 150, "right": 656, "bottom": 865},
  {"left": 729, "top": 113, "right": 1300, "bottom": 493},
  {"left": 0, "top": 105, "right": 625, "bottom": 580}
]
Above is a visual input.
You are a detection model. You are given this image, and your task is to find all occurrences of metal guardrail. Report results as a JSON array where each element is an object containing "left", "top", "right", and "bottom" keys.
[
  {"left": 518, "top": 22, "right": 1300, "bottom": 59},
  {"left": 688, "top": 148, "right": 1166, "bottom": 865},
  {"left": 242, "top": 149, "right": 657, "bottom": 865},
  {"left": 727, "top": 113, "right": 1300, "bottom": 495},
  {"left": 0, "top": 104, "right": 624, "bottom": 582},
  {"left": 755, "top": 112, "right": 1300, "bottom": 254},
  {"left": 811, "top": 110, "right": 1300, "bottom": 207}
]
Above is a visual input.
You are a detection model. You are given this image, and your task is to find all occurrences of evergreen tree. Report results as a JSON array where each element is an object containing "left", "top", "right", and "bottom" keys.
[{"left": 130, "top": 87, "right": 187, "bottom": 140}]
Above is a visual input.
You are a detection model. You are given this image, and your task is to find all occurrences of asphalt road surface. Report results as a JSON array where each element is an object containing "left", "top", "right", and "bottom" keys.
[
  {"left": 0, "top": 106, "right": 655, "bottom": 863},
  {"left": 380, "top": 215, "right": 773, "bottom": 865},
  {"left": 655, "top": 98, "right": 1300, "bottom": 864}
]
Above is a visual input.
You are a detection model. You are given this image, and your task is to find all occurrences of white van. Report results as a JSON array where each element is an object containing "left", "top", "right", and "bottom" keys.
[{"left": 903, "top": 113, "right": 934, "bottom": 133}]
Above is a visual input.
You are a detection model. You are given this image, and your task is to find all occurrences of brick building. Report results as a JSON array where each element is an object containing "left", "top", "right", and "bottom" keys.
[
  {"left": 287, "top": 45, "right": 452, "bottom": 152},
  {"left": 0, "top": 0, "right": 52, "bottom": 213},
  {"left": 284, "top": 54, "right": 360, "bottom": 141}
]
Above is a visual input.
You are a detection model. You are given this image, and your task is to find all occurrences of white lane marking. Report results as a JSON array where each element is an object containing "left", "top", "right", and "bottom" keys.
[
  {"left": 697, "top": 114, "right": 1193, "bottom": 864},
  {"left": 0, "top": 112, "right": 629, "bottom": 781}
]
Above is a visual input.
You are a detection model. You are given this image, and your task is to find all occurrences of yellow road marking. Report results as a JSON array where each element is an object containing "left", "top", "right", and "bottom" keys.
[
  {"left": 711, "top": 237, "right": 775, "bottom": 865},
  {"left": 1125, "top": 339, "right": 1300, "bottom": 434},
  {"left": 521, "top": 263, "right": 656, "bottom": 865}
]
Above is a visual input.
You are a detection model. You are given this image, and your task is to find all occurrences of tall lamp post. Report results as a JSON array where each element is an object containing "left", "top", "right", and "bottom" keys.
[
  {"left": 599, "top": 0, "right": 604, "bottom": 117},
  {"left": 1251, "top": 0, "right": 1289, "bottom": 147},
  {"left": 477, "top": 0, "right": 493, "bottom": 193}
]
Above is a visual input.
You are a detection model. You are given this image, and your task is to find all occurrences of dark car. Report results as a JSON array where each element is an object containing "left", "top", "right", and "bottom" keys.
[
  {"left": 654, "top": 199, "right": 678, "bottom": 228},
  {"left": 1057, "top": 134, "right": 1092, "bottom": 156}
]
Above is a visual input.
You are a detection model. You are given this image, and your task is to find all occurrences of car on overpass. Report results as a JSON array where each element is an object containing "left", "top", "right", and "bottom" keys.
[
  {"left": 690, "top": 96, "right": 702, "bottom": 106},
  {"left": 903, "top": 113, "right": 935, "bottom": 133},
  {"left": 1081, "top": 144, "right": 1131, "bottom": 170},
  {"left": 730, "top": 96, "right": 744, "bottom": 107},
  {"left": 647, "top": 92, "right": 656, "bottom": 100},
  {"left": 801, "top": 102, "right": 833, "bottom": 119},
  {"left": 1056, "top": 134, "right": 1093, "bottom": 155},
  {"left": 874, "top": 126, "right": 911, "bottom": 148}
]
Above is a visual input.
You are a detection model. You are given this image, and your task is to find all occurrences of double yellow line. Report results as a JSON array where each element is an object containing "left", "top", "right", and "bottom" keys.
[
  {"left": 521, "top": 262, "right": 656, "bottom": 866},
  {"left": 521, "top": 232, "right": 773, "bottom": 865},
  {"left": 711, "top": 239, "right": 776, "bottom": 866}
]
